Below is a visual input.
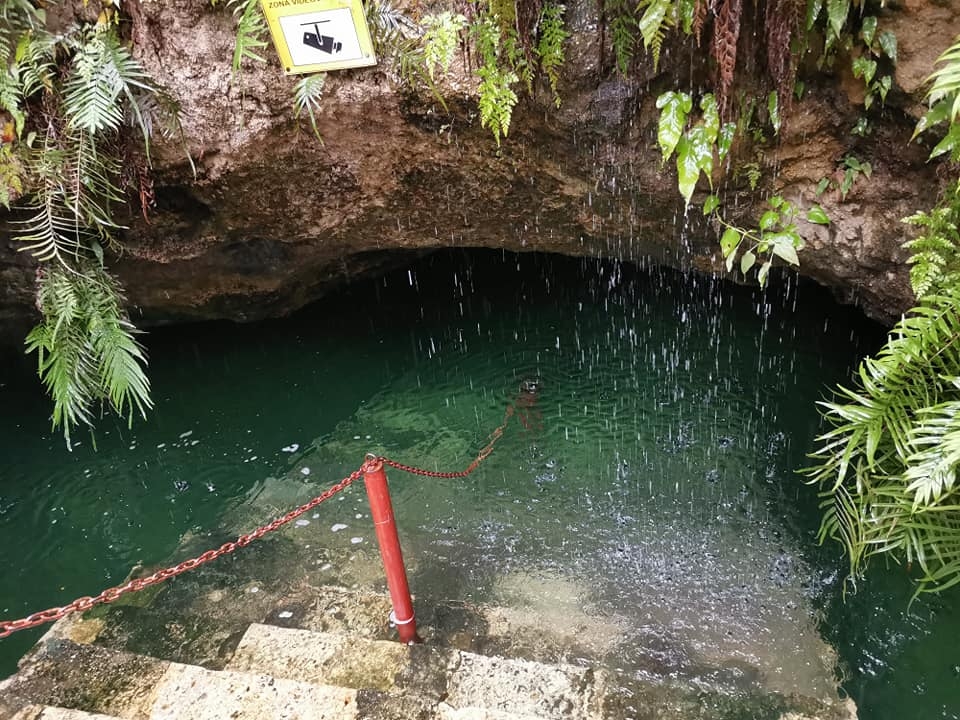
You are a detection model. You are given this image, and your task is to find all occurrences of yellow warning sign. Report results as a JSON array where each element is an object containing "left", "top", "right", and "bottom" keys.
[{"left": 260, "top": 0, "right": 376, "bottom": 75}]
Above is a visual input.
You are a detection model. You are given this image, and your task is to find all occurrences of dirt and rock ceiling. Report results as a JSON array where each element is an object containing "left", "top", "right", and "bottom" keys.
[{"left": 2, "top": 0, "right": 958, "bottom": 343}]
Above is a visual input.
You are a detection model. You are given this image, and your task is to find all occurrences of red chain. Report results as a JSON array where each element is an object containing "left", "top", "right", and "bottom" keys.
[
  {"left": 381, "top": 405, "right": 514, "bottom": 479},
  {"left": 0, "top": 467, "right": 364, "bottom": 639},
  {"left": 0, "top": 408, "right": 514, "bottom": 640}
]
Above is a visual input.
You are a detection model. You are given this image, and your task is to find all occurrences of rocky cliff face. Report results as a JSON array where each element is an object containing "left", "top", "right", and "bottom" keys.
[{"left": 1, "top": 0, "right": 956, "bottom": 343}]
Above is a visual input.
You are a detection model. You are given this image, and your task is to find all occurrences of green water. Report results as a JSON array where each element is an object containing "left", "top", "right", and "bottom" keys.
[{"left": 1, "top": 251, "right": 958, "bottom": 717}]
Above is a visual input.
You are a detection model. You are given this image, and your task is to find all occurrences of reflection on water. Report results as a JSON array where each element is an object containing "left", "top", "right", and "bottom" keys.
[{"left": 1, "top": 251, "right": 957, "bottom": 719}]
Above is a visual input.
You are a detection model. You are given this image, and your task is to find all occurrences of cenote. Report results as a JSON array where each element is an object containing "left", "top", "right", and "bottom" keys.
[{"left": 1, "top": 250, "right": 958, "bottom": 718}]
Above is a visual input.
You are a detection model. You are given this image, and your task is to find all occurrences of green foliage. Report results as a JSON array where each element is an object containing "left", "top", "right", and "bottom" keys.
[
  {"left": 816, "top": 154, "right": 871, "bottom": 201},
  {"left": 0, "top": 143, "right": 24, "bottom": 208},
  {"left": 422, "top": 12, "right": 466, "bottom": 81},
  {"left": 473, "top": 17, "right": 519, "bottom": 146},
  {"left": 807, "top": 0, "right": 895, "bottom": 110},
  {"left": 226, "top": 0, "right": 269, "bottom": 75},
  {"left": 708, "top": 194, "right": 820, "bottom": 285},
  {"left": 608, "top": 0, "right": 637, "bottom": 76},
  {"left": 804, "top": 288, "right": 960, "bottom": 595},
  {"left": 2, "top": 8, "right": 180, "bottom": 443},
  {"left": 766, "top": 91, "right": 780, "bottom": 135},
  {"left": 26, "top": 266, "right": 153, "bottom": 448},
  {"left": 374, "top": 0, "right": 567, "bottom": 145},
  {"left": 913, "top": 35, "right": 960, "bottom": 161},
  {"left": 365, "top": 0, "right": 418, "bottom": 54},
  {"left": 655, "top": 91, "right": 735, "bottom": 205},
  {"left": 926, "top": 35, "right": 960, "bottom": 124},
  {"left": 292, "top": 72, "right": 326, "bottom": 142},
  {"left": 535, "top": 3, "right": 568, "bottom": 107},
  {"left": 655, "top": 91, "right": 691, "bottom": 165},
  {"left": 636, "top": 0, "right": 675, "bottom": 72},
  {"left": 902, "top": 180, "right": 960, "bottom": 299}
]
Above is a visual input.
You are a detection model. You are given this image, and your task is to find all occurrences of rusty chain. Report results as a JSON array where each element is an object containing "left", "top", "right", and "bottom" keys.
[
  {"left": 0, "top": 468, "right": 364, "bottom": 639},
  {"left": 0, "top": 406, "right": 514, "bottom": 639}
]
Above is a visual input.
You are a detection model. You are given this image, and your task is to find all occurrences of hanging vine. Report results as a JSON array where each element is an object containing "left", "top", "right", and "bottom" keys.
[{"left": 2, "top": 0, "right": 187, "bottom": 447}]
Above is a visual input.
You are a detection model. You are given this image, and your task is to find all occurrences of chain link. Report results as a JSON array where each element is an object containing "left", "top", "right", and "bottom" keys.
[
  {"left": 382, "top": 405, "right": 514, "bottom": 478},
  {"left": 0, "top": 407, "right": 515, "bottom": 640},
  {"left": 0, "top": 468, "right": 364, "bottom": 639}
]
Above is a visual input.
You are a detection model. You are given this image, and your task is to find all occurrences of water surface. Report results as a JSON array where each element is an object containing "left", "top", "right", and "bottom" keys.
[{"left": 0, "top": 251, "right": 957, "bottom": 717}]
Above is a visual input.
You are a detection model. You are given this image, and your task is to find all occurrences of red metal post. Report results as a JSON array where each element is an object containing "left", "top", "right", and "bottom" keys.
[{"left": 362, "top": 456, "right": 422, "bottom": 644}]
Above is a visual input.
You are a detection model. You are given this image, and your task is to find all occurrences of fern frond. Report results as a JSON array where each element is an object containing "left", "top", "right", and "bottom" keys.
[
  {"left": 26, "top": 269, "right": 100, "bottom": 443},
  {"left": 926, "top": 35, "right": 960, "bottom": 125},
  {"left": 472, "top": 18, "right": 519, "bottom": 146},
  {"left": 710, "top": 0, "right": 742, "bottom": 114},
  {"left": 535, "top": 2, "right": 567, "bottom": 107},
  {"left": 27, "top": 266, "right": 153, "bottom": 448},
  {"left": 15, "top": 27, "right": 57, "bottom": 97},
  {"left": 0, "top": 0, "right": 44, "bottom": 65},
  {"left": 0, "top": 66, "right": 25, "bottom": 137},
  {"left": 636, "top": 0, "right": 675, "bottom": 72},
  {"left": 903, "top": 180, "right": 960, "bottom": 299},
  {"left": 365, "top": 0, "right": 421, "bottom": 57},
  {"left": 611, "top": 15, "right": 635, "bottom": 75},
  {"left": 904, "top": 386, "right": 960, "bottom": 507},
  {"left": 422, "top": 12, "right": 466, "bottom": 81},
  {"left": 292, "top": 72, "right": 325, "bottom": 142},
  {"left": 227, "top": 0, "right": 269, "bottom": 74},
  {"left": 804, "top": 288, "right": 960, "bottom": 594}
]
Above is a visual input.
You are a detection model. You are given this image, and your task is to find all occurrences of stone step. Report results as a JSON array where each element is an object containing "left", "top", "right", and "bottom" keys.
[
  {"left": 0, "top": 638, "right": 359, "bottom": 720},
  {"left": 224, "top": 623, "right": 858, "bottom": 720},
  {"left": 2, "top": 707, "right": 122, "bottom": 720},
  {"left": 227, "top": 623, "right": 597, "bottom": 719},
  {"left": 1, "top": 636, "right": 562, "bottom": 720}
]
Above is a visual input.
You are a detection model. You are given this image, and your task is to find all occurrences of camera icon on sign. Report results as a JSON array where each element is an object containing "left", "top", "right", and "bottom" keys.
[{"left": 302, "top": 21, "right": 342, "bottom": 54}]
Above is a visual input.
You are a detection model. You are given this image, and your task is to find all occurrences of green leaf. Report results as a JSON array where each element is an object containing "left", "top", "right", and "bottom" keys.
[
  {"left": 292, "top": 73, "right": 326, "bottom": 142},
  {"left": 740, "top": 250, "right": 757, "bottom": 274},
  {"left": 860, "top": 16, "right": 877, "bottom": 46},
  {"left": 806, "top": 205, "right": 831, "bottom": 225},
  {"left": 679, "top": 0, "right": 696, "bottom": 35},
  {"left": 637, "top": 0, "right": 672, "bottom": 71},
  {"left": 720, "top": 226, "right": 742, "bottom": 257},
  {"left": 656, "top": 91, "right": 692, "bottom": 164},
  {"left": 675, "top": 135, "right": 700, "bottom": 205},
  {"left": 852, "top": 56, "right": 877, "bottom": 85},
  {"left": 703, "top": 194, "right": 720, "bottom": 215},
  {"left": 757, "top": 259, "right": 772, "bottom": 286},
  {"left": 930, "top": 123, "right": 960, "bottom": 160},
  {"left": 876, "top": 74, "right": 892, "bottom": 103},
  {"left": 841, "top": 169, "right": 855, "bottom": 198},
  {"left": 815, "top": 177, "right": 830, "bottom": 197},
  {"left": 700, "top": 93, "right": 719, "bottom": 146},
  {"left": 878, "top": 30, "right": 897, "bottom": 64},
  {"left": 767, "top": 91, "right": 780, "bottom": 135},
  {"left": 759, "top": 209, "right": 780, "bottom": 230},
  {"left": 806, "top": 0, "right": 824, "bottom": 30},
  {"left": 913, "top": 100, "right": 952, "bottom": 140},
  {"left": 770, "top": 234, "right": 801, "bottom": 265},
  {"left": 826, "top": 0, "right": 850, "bottom": 40},
  {"left": 768, "top": 195, "right": 784, "bottom": 210},
  {"left": 717, "top": 122, "right": 736, "bottom": 161},
  {"left": 687, "top": 124, "right": 714, "bottom": 187}
]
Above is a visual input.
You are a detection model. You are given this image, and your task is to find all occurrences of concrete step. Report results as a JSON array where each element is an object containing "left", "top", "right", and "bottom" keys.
[
  {"left": 0, "top": 638, "right": 360, "bottom": 720},
  {"left": 228, "top": 623, "right": 597, "bottom": 719},
  {"left": 1, "top": 636, "right": 563, "bottom": 720},
  {"left": 3, "top": 707, "right": 122, "bottom": 720},
  {"left": 225, "top": 623, "right": 858, "bottom": 720}
]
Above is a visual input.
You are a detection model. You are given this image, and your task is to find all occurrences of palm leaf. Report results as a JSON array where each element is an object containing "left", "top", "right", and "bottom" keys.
[{"left": 292, "top": 73, "right": 325, "bottom": 142}]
